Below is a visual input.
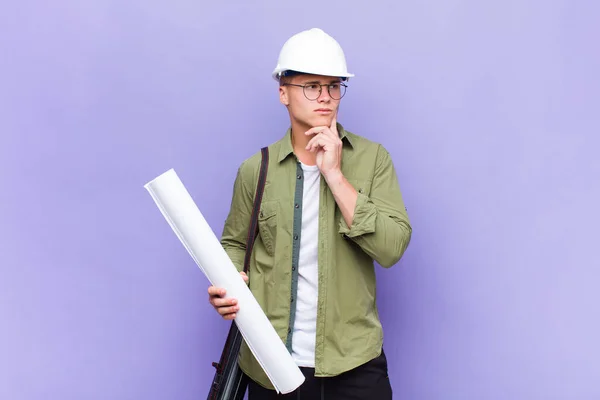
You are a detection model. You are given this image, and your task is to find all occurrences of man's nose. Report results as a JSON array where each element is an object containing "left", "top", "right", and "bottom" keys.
[{"left": 317, "top": 85, "right": 331, "bottom": 102}]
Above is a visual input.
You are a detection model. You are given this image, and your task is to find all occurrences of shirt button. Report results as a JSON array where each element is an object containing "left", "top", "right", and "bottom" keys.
[
  {"left": 290, "top": 296, "right": 294, "bottom": 303},
  {"left": 294, "top": 235, "right": 298, "bottom": 240},
  {"left": 292, "top": 266, "right": 296, "bottom": 271},
  {"left": 358, "top": 188, "right": 363, "bottom": 193},
  {"left": 297, "top": 175, "right": 302, "bottom": 180},
  {"left": 295, "top": 203, "right": 299, "bottom": 208}
]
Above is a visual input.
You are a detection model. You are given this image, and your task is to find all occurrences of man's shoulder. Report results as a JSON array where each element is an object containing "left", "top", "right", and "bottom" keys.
[
  {"left": 238, "top": 149, "right": 263, "bottom": 171},
  {"left": 342, "top": 128, "right": 399, "bottom": 175},
  {"left": 344, "top": 129, "right": 388, "bottom": 155},
  {"left": 235, "top": 139, "right": 282, "bottom": 182}
]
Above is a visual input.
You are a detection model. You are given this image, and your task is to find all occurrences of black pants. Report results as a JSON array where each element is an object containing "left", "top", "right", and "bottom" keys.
[{"left": 248, "top": 350, "right": 392, "bottom": 400}]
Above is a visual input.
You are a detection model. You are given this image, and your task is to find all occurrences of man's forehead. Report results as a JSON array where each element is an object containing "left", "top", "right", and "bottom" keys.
[{"left": 293, "top": 74, "right": 342, "bottom": 83}]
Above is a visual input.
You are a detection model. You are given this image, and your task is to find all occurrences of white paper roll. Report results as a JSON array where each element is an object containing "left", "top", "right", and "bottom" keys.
[{"left": 144, "top": 168, "right": 304, "bottom": 394}]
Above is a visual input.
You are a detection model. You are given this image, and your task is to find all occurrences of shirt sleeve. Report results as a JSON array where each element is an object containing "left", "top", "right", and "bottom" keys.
[
  {"left": 220, "top": 161, "right": 255, "bottom": 273},
  {"left": 338, "top": 145, "right": 412, "bottom": 268}
]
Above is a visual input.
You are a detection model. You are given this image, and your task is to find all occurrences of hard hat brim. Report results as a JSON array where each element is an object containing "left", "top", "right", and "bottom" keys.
[{"left": 272, "top": 67, "right": 354, "bottom": 81}]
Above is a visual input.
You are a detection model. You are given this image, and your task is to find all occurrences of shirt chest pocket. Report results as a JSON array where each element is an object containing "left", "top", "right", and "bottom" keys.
[
  {"left": 347, "top": 178, "right": 372, "bottom": 197},
  {"left": 257, "top": 200, "right": 278, "bottom": 256}
]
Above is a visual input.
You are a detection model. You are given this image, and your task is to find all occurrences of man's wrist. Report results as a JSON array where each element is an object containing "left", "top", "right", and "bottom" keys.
[{"left": 322, "top": 168, "right": 344, "bottom": 185}]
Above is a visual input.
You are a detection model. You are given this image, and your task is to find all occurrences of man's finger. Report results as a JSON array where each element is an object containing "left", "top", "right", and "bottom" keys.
[
  {"left": 305, "top": 136, "right": 317, "bottom": 151},
  {"left": 305, "top": 126, "right": 328, "bottom": 136},
  {"left": 330, "top": 114, "right": 337, "bottom": 132},
  {"left": 306, "top": 135, "right": 325, "bottom": 152},
  {"left": 212, "top": 297, "right": 237, "bottom": 308},
  {"left": 208, "top": 286, "right": 225, "bottom": 297},
  {"left": 319, "top": 127, "right": 339, "bottom": 141},
  {"left": 306, "top": 135, "right": 334, "bottom": 152},
  {"left": 306, "top": 125, "right": 338, "bottom": 142},
  {"left": 217, "top": 305, "right": 239, "bottom": 316}
]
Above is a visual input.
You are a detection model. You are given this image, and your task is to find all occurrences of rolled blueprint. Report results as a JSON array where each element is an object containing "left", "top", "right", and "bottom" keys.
[{"left": 144, "top": 168, "right": 305, "bottom": 394}]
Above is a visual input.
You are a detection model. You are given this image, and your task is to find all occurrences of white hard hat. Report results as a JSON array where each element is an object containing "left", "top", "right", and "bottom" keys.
[{"left": 272, "top": 28, "right": 354, "bottom": 81}]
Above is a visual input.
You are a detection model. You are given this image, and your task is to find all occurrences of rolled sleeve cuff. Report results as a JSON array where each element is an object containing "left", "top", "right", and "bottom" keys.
[{"left": 338, "top": 193, "right": 377, "bottom": 238}]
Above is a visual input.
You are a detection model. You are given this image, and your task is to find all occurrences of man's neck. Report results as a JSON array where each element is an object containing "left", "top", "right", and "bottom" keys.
[{"left": 290, "top": 121, "right": 317, "bottom": 166}]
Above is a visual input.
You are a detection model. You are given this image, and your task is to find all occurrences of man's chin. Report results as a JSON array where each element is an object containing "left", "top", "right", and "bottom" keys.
[
  {"left": 311, "top": 115, "right": 334, "bottom": 127},
  {"left": 294, "top": 114, "right": 335, "bottom": 130}
]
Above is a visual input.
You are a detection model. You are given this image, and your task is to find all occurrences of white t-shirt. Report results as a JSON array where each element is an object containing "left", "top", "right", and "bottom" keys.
[{"left": 291, "top": 162, "right": 320, "bottom": 367}]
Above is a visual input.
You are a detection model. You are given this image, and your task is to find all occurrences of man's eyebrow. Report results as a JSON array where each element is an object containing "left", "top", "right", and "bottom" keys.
[{"left": 301, "top": 79, "right": 342, "bottom": 84}]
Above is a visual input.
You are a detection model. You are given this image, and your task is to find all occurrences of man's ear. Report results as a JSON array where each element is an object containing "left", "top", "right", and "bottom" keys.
[{"left": 279, "top": 85, "right": 290, "bottom": 106}]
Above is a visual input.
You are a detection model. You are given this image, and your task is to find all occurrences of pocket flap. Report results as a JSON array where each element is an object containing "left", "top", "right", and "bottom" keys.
[{"left": 259, "top": 201, "right": 278, "bottom": 220}]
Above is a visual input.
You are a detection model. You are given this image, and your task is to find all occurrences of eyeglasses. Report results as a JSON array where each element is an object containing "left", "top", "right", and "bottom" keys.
[{"left": 282, "top": 82, "right": 347, "bottom": 100}]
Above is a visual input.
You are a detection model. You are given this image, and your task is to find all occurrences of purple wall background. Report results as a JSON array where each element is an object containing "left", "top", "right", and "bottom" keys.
[{"left": 1, "top": 1, "right": 599, "bottom": 399}]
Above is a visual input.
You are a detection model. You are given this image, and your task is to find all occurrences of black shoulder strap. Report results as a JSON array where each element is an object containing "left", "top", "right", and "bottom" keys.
[{"left": 242, "top": 147, "right": 269, "bottom": 274}]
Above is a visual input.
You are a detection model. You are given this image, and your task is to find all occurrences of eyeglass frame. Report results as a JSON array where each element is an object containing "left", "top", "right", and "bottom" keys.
[{"left": 281, "top": 81, "right": 348, "bottom": 100}]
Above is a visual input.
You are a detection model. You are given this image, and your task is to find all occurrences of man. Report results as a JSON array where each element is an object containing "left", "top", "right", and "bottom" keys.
[{"left": 208, "top": 28, "right": 412, "bottom": 399}]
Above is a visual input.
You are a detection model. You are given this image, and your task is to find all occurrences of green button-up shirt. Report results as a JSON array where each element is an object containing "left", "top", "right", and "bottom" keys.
[{"left": 220, "top": 123, "right": 412, "bottom": 390}]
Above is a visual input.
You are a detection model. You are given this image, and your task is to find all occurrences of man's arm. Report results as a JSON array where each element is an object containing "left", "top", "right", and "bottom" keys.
[
  {"left": 332, "top": 145, "right": 412, "bottom": 268},
  {"left": 305, "top": 119, "right": 412, "bottom": 268},
  {"left": 220, "top": 163, "right": 254, "bottom": 272},
  {"left": 208, "top": 163, "right": 254, "bottom": 320},
  {"left": 322, "top": 169, "right": 357, "bottom": 228}
]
